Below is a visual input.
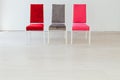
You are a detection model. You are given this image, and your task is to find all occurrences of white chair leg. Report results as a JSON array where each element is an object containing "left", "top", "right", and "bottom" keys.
[
  {"left": 26, "top": 31, "right": 29, "bottom": 45},
  {"left": 71, "top": 31, "right": 73, "bottom": 44},
  {"left": 48, "top": 30, "right": 50, "bottom": 44},
  {"left": 88, "top": 31, "right": 91, "bottom": 45},
  {"left": 29, "top": 31, "right": 32, "bottom": 44},
  {"left": 43, "top": 31, "right": 45, "bottom": 44},
  {"left": 26, "top": 31, "right": 31, "bottom": 45},
  {"left": 65, "top": 31, "right": 67, "bottom": 44},
  {"left": 85, "top": 31, "right": 88, "bottom": 40}
]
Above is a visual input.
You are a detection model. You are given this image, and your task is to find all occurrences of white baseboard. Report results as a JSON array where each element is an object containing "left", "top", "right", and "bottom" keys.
[{"left": 0, "top": 26, "right": 120, "bottom": 31}]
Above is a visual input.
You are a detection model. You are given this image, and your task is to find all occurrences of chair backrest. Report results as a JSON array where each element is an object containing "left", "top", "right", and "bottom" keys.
[
  {"left": 30, "top": 4, "right": 44, "bottom": 23},
  {"left": 73, "top": 4, "right": 86, "bottom": 23},
  {"left": 52, "top": 4, "right": 65, "bottom": 23}
]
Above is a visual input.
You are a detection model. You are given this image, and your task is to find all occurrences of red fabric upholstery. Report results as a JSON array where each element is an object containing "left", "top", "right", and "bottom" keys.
[
  {"left": 26, "top": 4, "right": 44, "bottom": 31},
  {"left": 26, "top": 23, "right": 44, "bottom": 31},
  {"left": 72, "top": 23, "right": 89, "bottom": 31},
  {"left": 73, "top": 4, "right": 86, "bottom": 23},
  {"left": 30, "top": 4, "right": 44, "bottom": 23}
]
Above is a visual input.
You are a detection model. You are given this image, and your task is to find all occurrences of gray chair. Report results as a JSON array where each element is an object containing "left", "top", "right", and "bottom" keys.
[{"left": 48, "top": 4, "right": 67, "bottom": 44}]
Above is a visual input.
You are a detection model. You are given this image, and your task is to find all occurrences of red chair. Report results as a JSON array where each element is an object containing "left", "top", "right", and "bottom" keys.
[
  {"left": 71, "top": 4, "right": 91, "bottom": 44},
  {"left": 26, "top": 4, "right": 44, "bottom": 43}
]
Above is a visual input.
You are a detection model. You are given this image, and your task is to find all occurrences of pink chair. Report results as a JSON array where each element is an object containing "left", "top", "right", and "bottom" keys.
[{"left": 71, "top": 4, "right": 91, "bottom": 44}]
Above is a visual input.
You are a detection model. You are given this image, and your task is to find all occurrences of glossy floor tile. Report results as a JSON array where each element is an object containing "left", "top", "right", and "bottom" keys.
[{"left": 0, "top": 31, "right": 120, "bottom": 80}]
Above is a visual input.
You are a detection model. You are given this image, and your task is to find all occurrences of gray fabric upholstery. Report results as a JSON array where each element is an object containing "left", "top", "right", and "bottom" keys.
[
  {"left": 49, "top": 4, "right": 66, "bottom": 30},
  {"left": 49, "top": 23, "right": 66, "bottom": 30},
  {"left": 52, "top": 4, "right": 65, "bottom": 23}
]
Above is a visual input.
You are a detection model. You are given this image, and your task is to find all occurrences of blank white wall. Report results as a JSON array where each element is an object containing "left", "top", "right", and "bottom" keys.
[
  {"left": 0, "top": 0, "right": 120, "bottom": 31},
  {"left": 87, "top": 0, "right": 120, "bottom": 31},
  {"left": 0, "top": 0, "right": 3, "bottom": 30}
]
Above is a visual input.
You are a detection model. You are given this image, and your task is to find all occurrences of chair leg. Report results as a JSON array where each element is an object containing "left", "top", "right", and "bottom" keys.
[
  {"left": 43, "top": 31, "right": 45, "bottom": 44},
  {"left": 26, "top": 31, "right": 31, "bottom": 45},
  {"left": 85, "top": 31, "right": 88, "bottom": 40},
  {"left": 29, "top": 31, "right": 32, "bottom": 44},
  {"left": 26, "top": 31, "right": 28, "bottom": 45},
  {"left": 65, "top": 31, "right": 67, "bottom": 44},
  {"left": 88, "top": 31, "right": 91, "bottom": 45},
  {"left": 71, "top": 31, "right": 73, "bottom": 44},
  {"left": 47, "top": 30, "right": 50, "bottom": 44}
]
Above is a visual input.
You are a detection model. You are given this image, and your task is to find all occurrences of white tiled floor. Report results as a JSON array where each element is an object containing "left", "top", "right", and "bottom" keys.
[{"left": 0, "top": 31, "right": 120, "bottom": 80}]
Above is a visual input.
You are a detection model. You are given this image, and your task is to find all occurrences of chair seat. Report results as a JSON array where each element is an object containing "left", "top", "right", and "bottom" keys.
[
  {"left": 72, "top": 23, "right": 89, "bottom": 31},
  {"left": 26, "top": 23, "right": 44, "bottom": 31},
  {"left": 49, "top": 23, "right": 66, "bottom": 30}
]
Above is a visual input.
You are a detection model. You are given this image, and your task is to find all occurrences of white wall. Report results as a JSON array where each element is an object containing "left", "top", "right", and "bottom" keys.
[
  {"left": 0, "top": 0, "right": 3, "bottom": 30},
  {"left": 0, "top": 0, "right": 120, "bottom": 31},
  {"left": 87, "top": 0, "right": 120, "bottom": 31}
]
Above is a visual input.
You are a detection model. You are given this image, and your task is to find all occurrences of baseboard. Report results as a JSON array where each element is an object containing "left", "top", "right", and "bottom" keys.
[
  {"left": 0, "top": 26, "right": 120, "bottom": 31},
  {"left": 90, "top": 26, "right": 120, "bottom": 31}
]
